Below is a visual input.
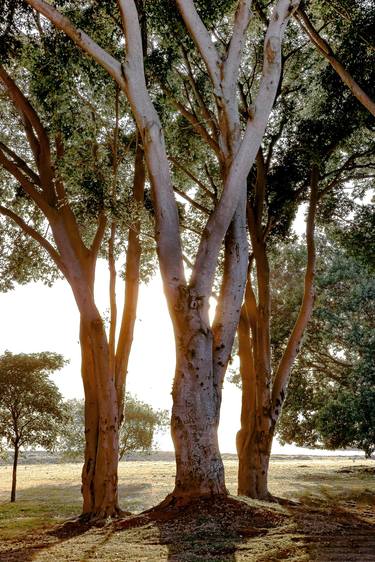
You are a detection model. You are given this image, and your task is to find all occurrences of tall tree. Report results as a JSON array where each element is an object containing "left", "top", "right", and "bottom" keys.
[
  {"left": 0, "top": 351, "right": 66, "bottom": 502},
  {"left": 234, "top": 2, "right": 375, "bottom": 496},
  {"left": 0, "top": 8, "right": 150, "bottom": 517},
  {"left": 25, "top": 0, "right": 300, "bottom": 502}
]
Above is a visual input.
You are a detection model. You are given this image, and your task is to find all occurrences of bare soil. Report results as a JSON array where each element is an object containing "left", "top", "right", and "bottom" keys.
[{"left": 0, "top": 458, "right": 374, "bottom": 561}]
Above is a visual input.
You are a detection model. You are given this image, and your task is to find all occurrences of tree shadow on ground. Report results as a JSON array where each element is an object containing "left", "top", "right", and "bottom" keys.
[
  {"left": 115, "top": 495, "right": 294, "bottom": 562},
  {"left": 287, "top": 488, "right": 375, "bottom": 561},
  {"left": 1, "top": 484, "right": 375, "bottom": 561},
  {"left": 0, "top": 519, "right": 92, "bottom": 562}
]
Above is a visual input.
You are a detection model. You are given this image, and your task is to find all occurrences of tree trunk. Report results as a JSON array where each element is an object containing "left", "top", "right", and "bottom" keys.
[
  {"left": 170, "top": 309, "right": 226, "bottom": 500},
  {"left": 10, "top": 442, "right": 19, "bottom": 502},
  {"left": 237, "top": 424, "right": 273, "bottom": 500},
  {"left": 79, "top": 316, "right": 120, "bottom": 519}
]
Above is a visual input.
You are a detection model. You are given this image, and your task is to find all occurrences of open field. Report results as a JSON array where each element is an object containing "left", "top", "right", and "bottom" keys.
[{"left": 0, "top": 456, "right": 374, "bottom": 561}]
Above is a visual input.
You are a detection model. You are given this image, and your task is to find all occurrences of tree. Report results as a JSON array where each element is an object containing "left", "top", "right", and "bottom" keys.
[
  {"left": 233, "top": 0, "right": 375, "bottom": 495},
  {"left": 277, "top": 222, "right": 375, "bottom": 458},
  {"left": 0, "top": 7, "right": 151, "bottom": 517},
  {"left": 25, "top": 0, "right": 300, "bottom": 504},
  {"left": 58, "top": 395, "right": 168, "bottom": 461},
  {"left": 0, "top": 351, "right": 66, "bottom": 502}
]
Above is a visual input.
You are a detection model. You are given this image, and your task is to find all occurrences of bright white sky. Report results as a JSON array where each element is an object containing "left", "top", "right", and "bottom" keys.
[{"left": 0, "top": 206, "right": 359, "bottom": 455}]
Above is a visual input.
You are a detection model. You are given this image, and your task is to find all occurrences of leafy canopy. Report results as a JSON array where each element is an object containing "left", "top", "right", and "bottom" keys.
[{"left": 0, "top": 351, "right": 67, "bottom": 452}]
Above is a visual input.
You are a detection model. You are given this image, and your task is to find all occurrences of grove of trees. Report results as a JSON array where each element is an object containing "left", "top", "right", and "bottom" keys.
[{"left": 0, "top": 0, "right": 373, "bottom": 520}]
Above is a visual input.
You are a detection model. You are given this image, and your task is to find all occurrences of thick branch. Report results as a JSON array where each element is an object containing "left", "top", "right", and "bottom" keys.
[
  {"left": 212, "top": 196, "right": 248, "bottom": 386},
  {"left": 223, "top": 0, "right": 252, "bottom": 97},
  {"left": 25, "top": 0, "right": 124, "bottom": 87},
  {"left": 295, "top": 8, "right": 375, "bottom": 117},
  {"left": 0, "top": 65, "right": 49, "bottom": 146},
  {"left": 90, "top": 212, "right": 107, "bottom": 260},
  {"left": 191, "top": 0, "right": 299, "bottom": 298},
  {"left": 116, "top": 0, "right": 185, "bottom": 306},
  {"left": 175, "top": 0, "right": 221, "bottom": 92},
  {"left": 115, "top": 142, "right": 145, "bottom": 421}
]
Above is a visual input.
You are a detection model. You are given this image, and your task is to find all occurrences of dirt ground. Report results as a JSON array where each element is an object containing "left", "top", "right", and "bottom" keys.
[{"left": 0, "top": 457, "right": 374, "bottom": 561}]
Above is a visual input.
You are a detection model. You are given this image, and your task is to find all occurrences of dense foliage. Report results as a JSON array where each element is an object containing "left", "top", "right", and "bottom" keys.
[{"left": 276, "top": 221, "right": 375, "bottom": 457}]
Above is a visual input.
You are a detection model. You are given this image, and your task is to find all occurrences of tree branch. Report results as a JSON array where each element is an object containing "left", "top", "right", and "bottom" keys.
[
  {"left": 173, "top": 185, "right": 211, "bottom": 215},
  {"left": 0, "top": 147, "right": 51, "bottom": 216},
  {"left": 0, "top": 205, "right": 65, "bottom": 273},
  {"left": 25, "top": 0, "right": 124, "bottom": 87},
  {"left": 223, "top": 0, "right": 252, "bottom": 97},
  {"left": 170, "top": 156, "right": 216, "bottom": 201},
  {"left": 191, "top": 0, "right": 299, "bottom": 298},
  {"left": 0, "top": 141, "right": 40, "bottom": 186},
  {"left": 295, "top": 8, "right": 375, "bottom": 117},
  {"left": 272, "top": 163, "right": 319, "bottom": 418},
  {"left": 175, "top": 0, "right": 221, "bottom": 92}
]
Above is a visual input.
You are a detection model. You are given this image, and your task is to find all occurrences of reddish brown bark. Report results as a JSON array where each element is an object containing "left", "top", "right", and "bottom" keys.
[
  {"left": 115, "top": 141, "right": 145, "bottom": 421},
  {"left": 0, "top": 69, "right": 126, "bottom": 519},
  {"left": 236, "top": 164, "right": 319, "bottom": 500}
]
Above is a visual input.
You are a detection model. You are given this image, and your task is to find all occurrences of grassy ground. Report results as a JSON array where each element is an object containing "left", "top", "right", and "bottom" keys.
[{"left": 0, "top": 457, "right": 374, "bottom": 561}]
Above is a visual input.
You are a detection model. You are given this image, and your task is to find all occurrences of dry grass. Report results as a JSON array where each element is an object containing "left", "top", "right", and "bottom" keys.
[{"left": 0, "top": 457, "right": 374, "bottom": 561}]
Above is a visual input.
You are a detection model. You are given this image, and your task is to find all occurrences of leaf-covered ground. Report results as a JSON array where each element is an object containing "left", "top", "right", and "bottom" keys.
[{"left": 0, "top": 458, "right": 374, "bottom": 561}]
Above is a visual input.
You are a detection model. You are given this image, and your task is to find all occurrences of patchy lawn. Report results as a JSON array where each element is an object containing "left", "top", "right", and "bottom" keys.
[{"left": 0, "top": 458, "right": 374, "bottom": 561}]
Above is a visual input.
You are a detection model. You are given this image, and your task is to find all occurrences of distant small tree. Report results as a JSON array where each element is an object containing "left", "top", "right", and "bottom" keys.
[
  {"left": 59, "top": 395, "right": 168, "bottom": 461},
  {"left": 119, "top": 394, "right": 169, "bottom": 460},
  {"left": 0, "top": 351, "right": 66, "bottom": 502}
]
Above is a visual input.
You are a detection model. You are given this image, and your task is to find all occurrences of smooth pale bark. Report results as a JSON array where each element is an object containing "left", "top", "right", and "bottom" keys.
[
  {"left": 10, "top": 442, "right": 19, "bottom": 503},
  {"left": 25, "top": 0, "right": 299, "bottom": 501}
]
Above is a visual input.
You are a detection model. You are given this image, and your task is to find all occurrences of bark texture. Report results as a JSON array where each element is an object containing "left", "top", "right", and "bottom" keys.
[{"left": 171, "top": 313, "right": 226, "bottom": 497}]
